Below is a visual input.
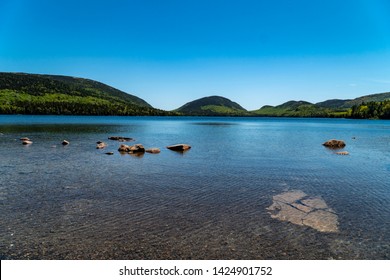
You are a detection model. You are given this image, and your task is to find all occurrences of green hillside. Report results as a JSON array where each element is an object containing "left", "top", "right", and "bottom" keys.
[
  {"left": 0, "top": 72, "right": 173, "bottom": 115},
  {"left": 252, "top": 100, "right": 346, "bottom": 117},
  {"left": 316, "top": 92, "right": 390, "bottom": 109},
  {"left": 175, "top": 96, "right": 249, "bottom": 116},
  {"left": 253, "top": 92, "right": 390, "bottom": 118}
]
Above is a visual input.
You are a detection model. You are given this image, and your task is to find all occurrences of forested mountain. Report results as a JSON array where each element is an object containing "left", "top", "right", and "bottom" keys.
[
  {"left": 252, "top": 92, "right": 390, "bottom": 118},
  {"left": 0, "top": 72, "right": 174, "bottom": 115},
  {"left": 1, "top": 72, "right": 389, "bottom": 118},
  {"left": 252, "top": 100, "right": 348, "bottom": 117},
  {"left": 175, "top": 95, "right": 249, "bottom": 116}
]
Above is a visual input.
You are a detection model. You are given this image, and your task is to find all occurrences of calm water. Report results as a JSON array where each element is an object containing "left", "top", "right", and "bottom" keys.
[{"left": 0, "top": 115, "right": 389, "bottom": 259}]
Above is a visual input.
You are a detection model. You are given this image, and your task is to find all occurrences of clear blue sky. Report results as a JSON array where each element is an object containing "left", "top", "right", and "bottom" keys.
[{"left": 1, "top": 0, "right": 390, "bottom": 110}]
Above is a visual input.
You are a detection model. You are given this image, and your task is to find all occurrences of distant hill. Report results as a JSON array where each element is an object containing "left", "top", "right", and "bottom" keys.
[
  {"left": 252, "top": 100, "right": 334, "bottom": 117},
  {"left": 0, "top": 72, "right": 173, "bottom": 115},
  {"left": 1, "top": 72, "right": 389, "bottom": 118},
  {"left": 316, "top": 92, "right": 390, "bottom": 109},
  {"left": 175, "top": 96, "right": 248, "bottom": 116},
  {"left": 253, "top": 92, "right": 390, "bottom": 118}
]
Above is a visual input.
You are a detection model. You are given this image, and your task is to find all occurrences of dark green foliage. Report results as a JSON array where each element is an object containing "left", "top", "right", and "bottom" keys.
[
  {"left": 175, "top": 95, "right": 249, "bottom": 116},
  {"left": 350, "top": 101, "right": 390, "bottom": 119},
  {"left": 252, "top": 93, "right": 390, "bottom": 118},
  {"left": 251, "top": 100, "right": 349, "bottom": 117},
  {"left": 0, "top": 73, "right": 177, "bottom": 116}
]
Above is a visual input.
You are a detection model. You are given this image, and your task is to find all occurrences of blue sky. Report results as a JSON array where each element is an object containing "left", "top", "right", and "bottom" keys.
[{"left": 1, "top": 0, "right": 390, "bottom": 110}]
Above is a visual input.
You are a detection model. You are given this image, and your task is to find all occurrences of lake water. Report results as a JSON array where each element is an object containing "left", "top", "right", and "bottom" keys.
[{"left": 0, "top": 115, "right": 389, "bottom": 259}]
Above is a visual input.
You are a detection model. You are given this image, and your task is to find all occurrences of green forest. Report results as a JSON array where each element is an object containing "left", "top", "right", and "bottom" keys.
[
  {"left": 0, "top": 72, "right": 389, "bottom": 118},
  {"left": 0, "top": 73, "right": 176, "bottom": 116},
  {"left": 349, "top": 101, "right": 390, "bottom": 119}
]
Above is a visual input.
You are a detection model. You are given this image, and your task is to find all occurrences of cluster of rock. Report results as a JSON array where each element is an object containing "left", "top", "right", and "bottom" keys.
[
  {"left": 322, "top": 139, "right": 346, "bottom": 148},
  {"left": 118, "top": 143, "right": 146, "bottom": 153},
  {"left": 323, "top": 139, "right": 349, "bottom": 155},
  {"left": 117, "top": 143, "right": 191, "bottom": 155},
  {"left": 110, "top": 136, "right": 191, "bottom": 155},
  {"left": 19, "top": 134, "right": 191, "bottom": 156}
]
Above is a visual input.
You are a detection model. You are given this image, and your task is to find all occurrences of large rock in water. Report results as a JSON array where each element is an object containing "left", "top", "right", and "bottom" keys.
[
  {"left": 118, "top": 144, "right": 129, "bottom": 152},
  {"left": 128, "top": 144, "right": 145, "bottom": 154},
  {"left": 167, "top": 144, "right": 191, "bottom": 151},
  {"left": 323, "top": 139, "right": 346, "bottom": 148},
  {"left": 267, "top": 190, "right": 339, "bottom": 233},
  {"left": 118, "top": 144, "right": 145, "bottom": 153}
]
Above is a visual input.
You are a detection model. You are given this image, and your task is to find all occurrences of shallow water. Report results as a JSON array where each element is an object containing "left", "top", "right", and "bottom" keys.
[{"left": 0, "top": 115, "right": 389, "bottom": 259}]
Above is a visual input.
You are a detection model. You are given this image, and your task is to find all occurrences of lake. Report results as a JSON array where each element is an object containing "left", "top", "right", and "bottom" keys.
[{"left": 0, "top": 115, "right": 389, "bottom": 259}]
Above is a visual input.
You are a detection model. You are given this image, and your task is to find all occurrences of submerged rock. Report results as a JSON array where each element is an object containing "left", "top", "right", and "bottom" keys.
[
  {"left": 22, "top": 140, "right": 33, "bottom": 145},
  {"left": 267, "top": 190, "right": 339, "bottom": 233},
  {"left": 62, "top": 140, "right": 70, "bottom": 146},
  {"left": 105, "top": 152, "right": 114, "bottom": 155},
  {"left": 167, "top": 144, "right": 191, "bottom": 151},
  {"left": 323, "top": 139, "right": 346, "bottom": 149},
  {"left": 108, "top": 136, "right": 134, "bottom": 142},
  {"left": 336, "top": 151, "right": 349, "bottom": 155},
  {"left": 96, "top": 142, "right": 107, "bottom": 149},
  {"left": 20, "top": 137, "right": 30, "bottom": 141},
  {"left": 146, "top": 148, "right": 161, "bottom": 154}
]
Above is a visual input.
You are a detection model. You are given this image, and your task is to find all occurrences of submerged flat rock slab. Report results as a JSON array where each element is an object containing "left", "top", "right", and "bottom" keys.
[{"left": 267, "top": 190, "right": 339, "bottom": 233}]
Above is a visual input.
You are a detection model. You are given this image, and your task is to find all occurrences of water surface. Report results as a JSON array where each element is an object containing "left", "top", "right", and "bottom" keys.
[{"left": 0, "top": 116, "right": 389, "bottom": 259}]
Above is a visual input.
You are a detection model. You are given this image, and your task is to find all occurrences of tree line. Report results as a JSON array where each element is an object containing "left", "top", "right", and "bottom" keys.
[{"left": 350, "top": 101, "right": 390, "bottom": 119}]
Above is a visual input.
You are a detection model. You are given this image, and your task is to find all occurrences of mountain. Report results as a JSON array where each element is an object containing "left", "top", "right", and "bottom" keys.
[
  {"left": 253, "top": 92, "right": 390, "bottom": 118},
  {"left": 252, "top": 100, "right": 333, "bottom": 117},
  {"left": 175, "top": 95, "right": 248, "bottom": 116},
  {"left": 316, "top": 92, "right": 390, "bottom": 109},
  {"left": 315, "top": 99, "right": 350, "bottom": 108},
  {"left": 0, "top": 72, "right": 173, "bottom": 115}
]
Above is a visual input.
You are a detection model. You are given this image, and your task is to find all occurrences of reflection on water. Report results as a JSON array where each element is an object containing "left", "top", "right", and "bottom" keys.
[
  {"left": 0, "top": 116, "right": 389, "bottom": 259},
  {"left": 191, "top": 122, "right": 237, "bottom": 126}
]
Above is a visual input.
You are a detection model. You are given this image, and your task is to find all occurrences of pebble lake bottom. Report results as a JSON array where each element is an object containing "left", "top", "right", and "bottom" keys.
[{"left": 0, "top": 115, "right": 389, "bottom": 260}]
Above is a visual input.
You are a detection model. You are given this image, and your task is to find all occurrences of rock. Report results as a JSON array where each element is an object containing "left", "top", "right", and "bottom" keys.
[
  {"left": 96, "top": 142, "right": 107, "bottom": 149},
  {"left": 62, "top": 140, "right": 70, "bottom": 146},
  {"left": 20, "top": 137, "right": 30, "bottom": 141},
  {"left": 145, "top": 148, "right": 161, "bottom": 154},
  {"left": 108, "top": 136, "right": 134, "bottom": 142},
  {"left": 128, "top": 144, "right": 145, "bottom": 154},
  {"left": 22, "top": 140, "right": 33, "bottom": 145},
  {"left": 322, "top": 139, "right": 346, "bottom": 149},
  {"left": 118, "top": 144, "right": 130, "bottom": 152},
  {"left": 105, "top": 152, "right": 114, "bottom": 155},
  {"left": 167, "top": 144, "right": 191, "bottom": 151},
  {"left": 267, "top": 190, "right": 339, "bottom": 233},
  {"left": 336, "top": 151, "right": 349, "bottom": 155},
  {"left": 118, "top": 144, "right": 145, "bottom": 153}
]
